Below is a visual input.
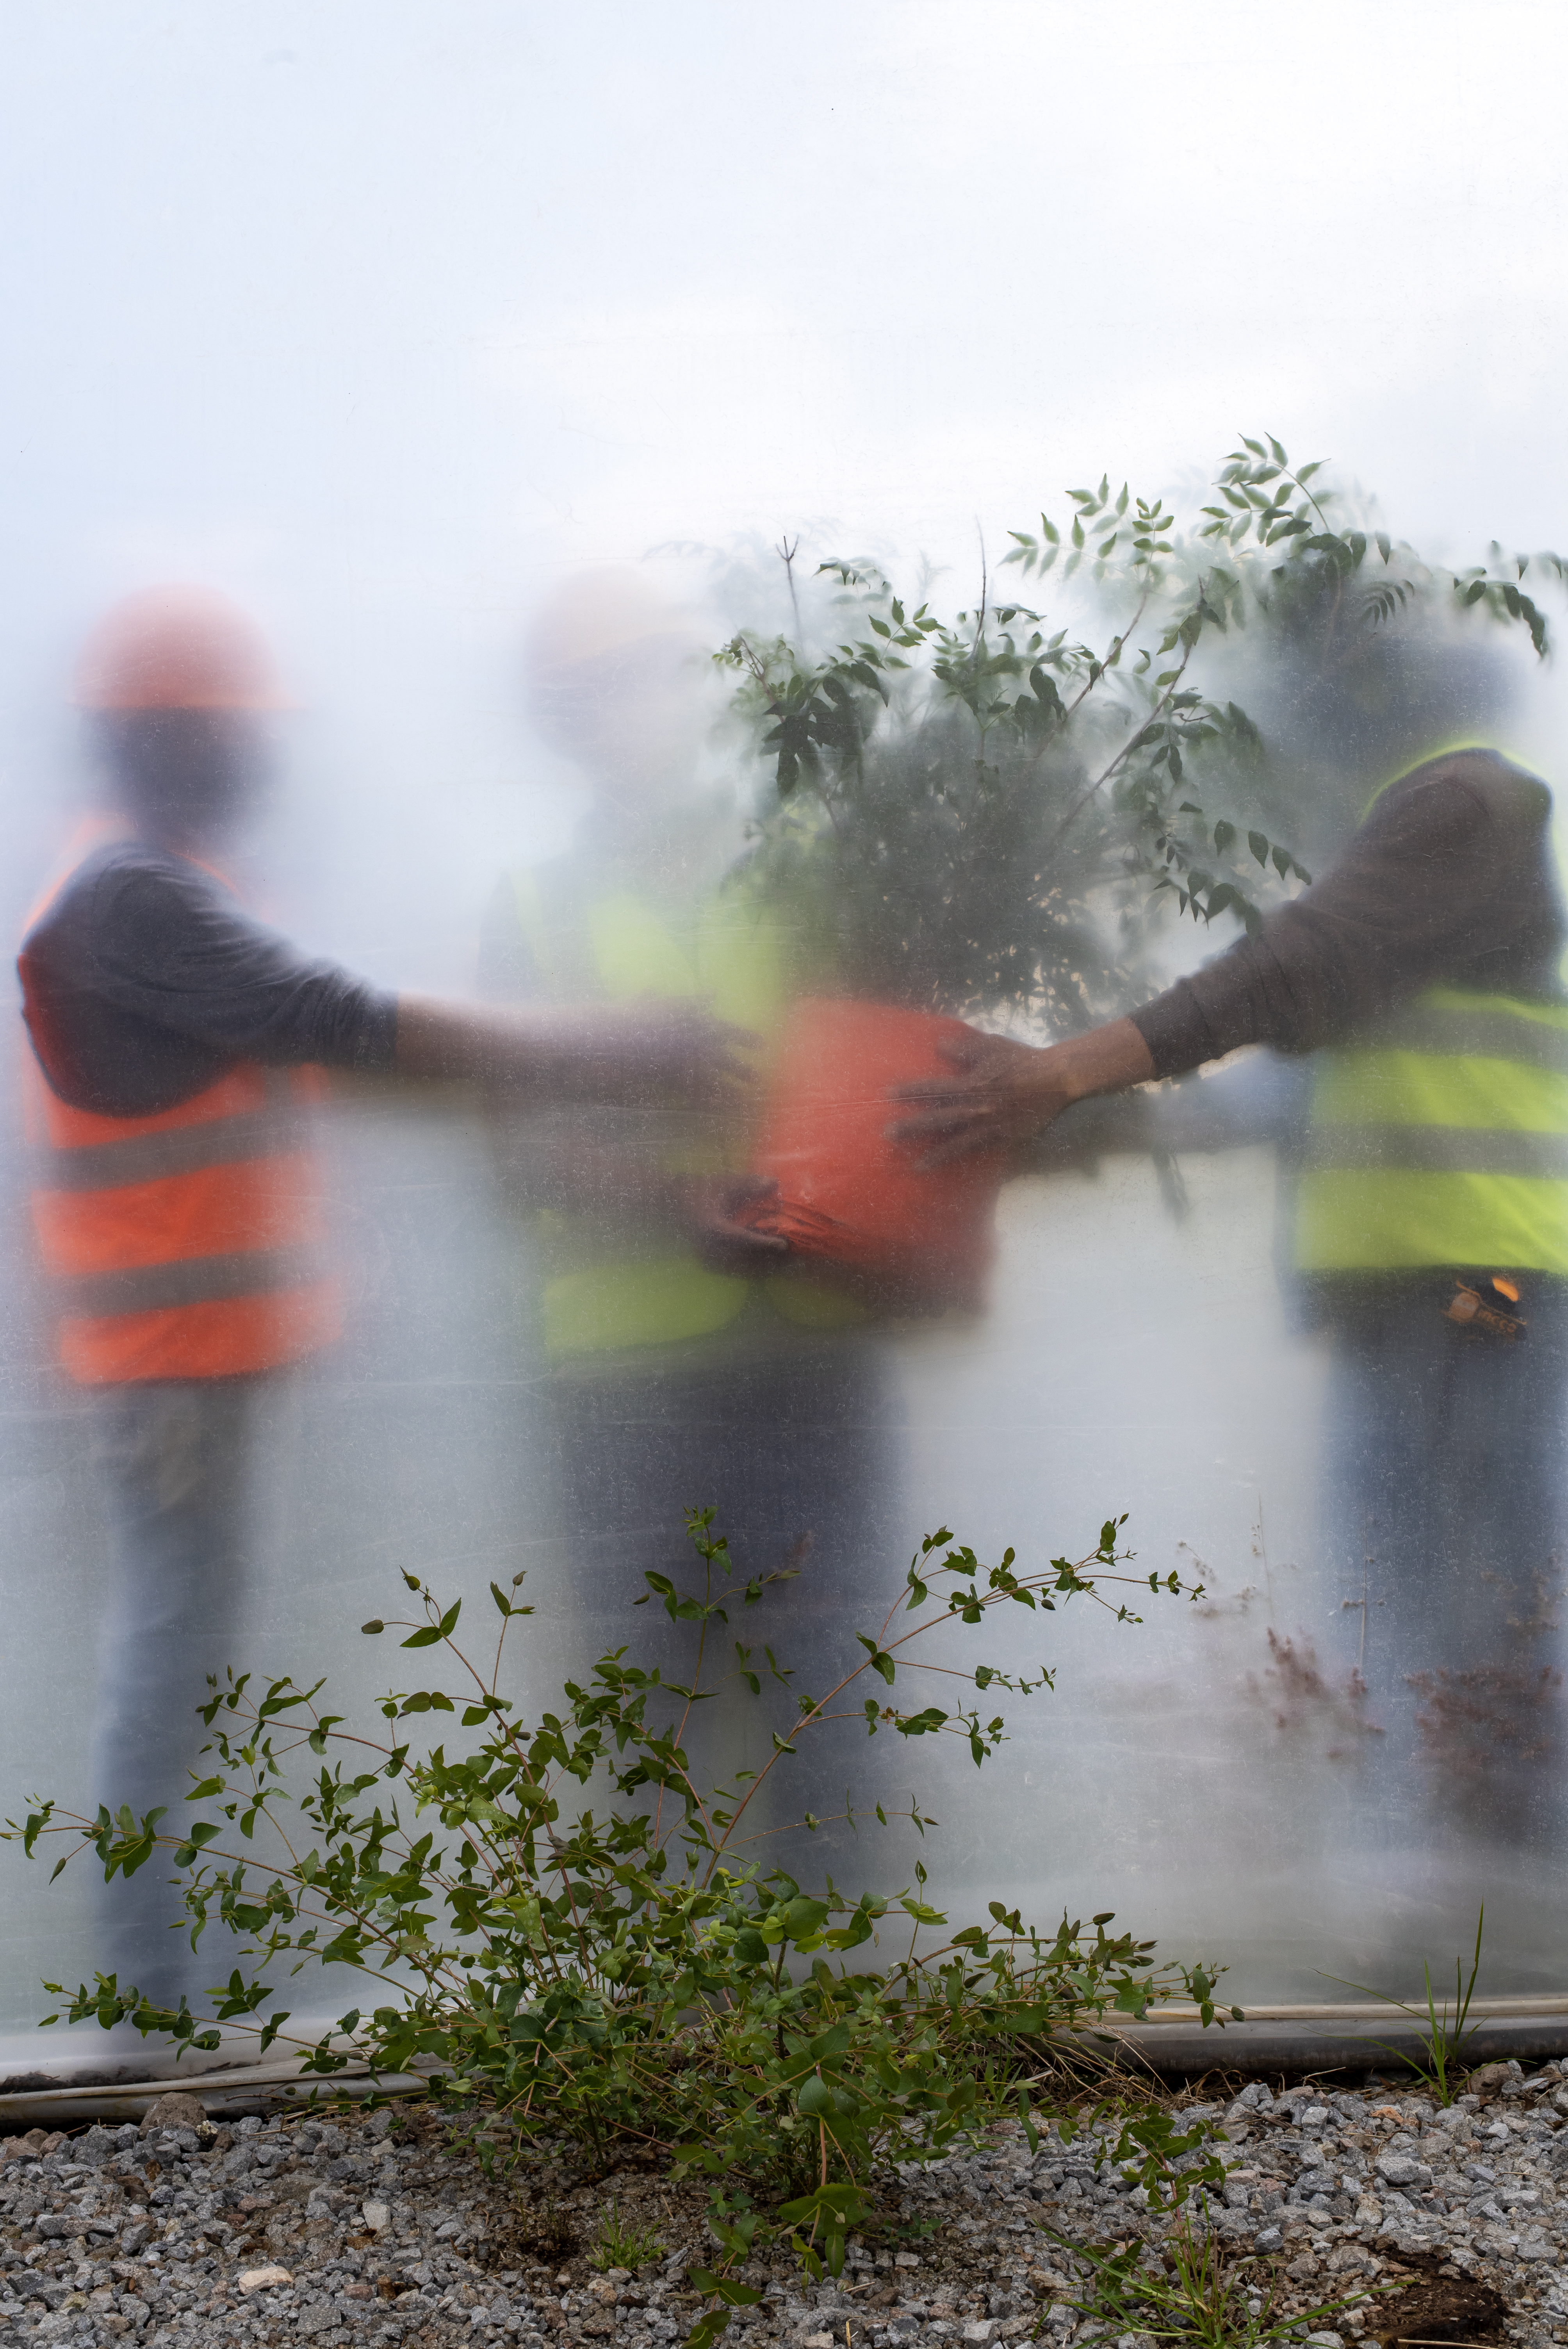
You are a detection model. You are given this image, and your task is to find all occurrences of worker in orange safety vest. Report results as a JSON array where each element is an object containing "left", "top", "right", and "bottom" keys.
[{"left": 17, "top": 585, "right": 755, "bottom": 2003}]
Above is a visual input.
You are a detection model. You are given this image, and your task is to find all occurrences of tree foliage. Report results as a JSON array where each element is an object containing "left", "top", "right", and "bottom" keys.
[{"left": 715, "top": 437, "right": 1564, "bottom": 1025}]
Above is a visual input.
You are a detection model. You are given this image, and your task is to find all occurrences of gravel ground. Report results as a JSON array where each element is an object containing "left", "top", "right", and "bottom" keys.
[{"left": 2, "top": 2058, "right": 1566, "bottom": 2348}]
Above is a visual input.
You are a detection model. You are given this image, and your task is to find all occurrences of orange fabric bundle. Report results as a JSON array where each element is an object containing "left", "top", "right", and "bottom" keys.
[{"left": 746, "top": 998, "right": 1004, "bottom": 1310}]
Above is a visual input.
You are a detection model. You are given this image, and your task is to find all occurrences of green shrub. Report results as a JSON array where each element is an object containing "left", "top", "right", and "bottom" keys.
[{"left": 9, "top": 1510, "right": 1238, "bottom": 2345}]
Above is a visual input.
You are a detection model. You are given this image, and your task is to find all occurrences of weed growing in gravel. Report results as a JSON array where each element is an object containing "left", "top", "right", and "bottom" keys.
[
  {"left": 590, "top": 2198, "right": 666, "bottom": 2272},
  {"left": 1055, "top": 2221, "right": 1396, "bottom": 2349},
  {"left": 1324, "top": 1907, "right": 1487, "bottom": 2106},
  {"left": 9, "top": 1506, "right": 1239, "bottom": 2349}
]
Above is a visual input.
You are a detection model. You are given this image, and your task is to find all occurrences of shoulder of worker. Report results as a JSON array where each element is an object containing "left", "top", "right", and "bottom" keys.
[
  {"left": 31, "top": 843, "right": 293, "bottom": 1011},
  {"left": 101, "top": 843, "right": 257, "bottom": 950},
  {"left": 57, "top": 836, "right": 238, "bottom": 910},
  {"left": 1360, "top": 746, "right": 1553, "bottom": 848},
  {"left": 23, "top": 838, "right": 218, "bottom": 952}
]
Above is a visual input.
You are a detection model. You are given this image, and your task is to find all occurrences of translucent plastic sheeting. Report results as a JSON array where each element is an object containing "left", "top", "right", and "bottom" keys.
[
  {"left": 6, "top": 1048, "right": 1566, "bottom": 2045},
  {"left": 7, "top": 0, "right": 1568, "bottom": 2115}
]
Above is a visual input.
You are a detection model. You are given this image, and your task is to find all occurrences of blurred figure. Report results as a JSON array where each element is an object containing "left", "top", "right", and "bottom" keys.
[
  {"left": 896, "top": 732, "right": 1568, "bottom": 1860},
  {"left": 19, "top": 585, "right": 752, "bottom": 2002},
  {"left": 481, "top": 570, "right": 898, "bottom": 1847}
]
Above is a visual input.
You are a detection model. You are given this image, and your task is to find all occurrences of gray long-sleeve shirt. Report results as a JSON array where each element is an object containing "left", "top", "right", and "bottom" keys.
[
  {"left": 19, "top": 840, "right": 398, "bottom": 1118},
  {"left": 1127, "top": 750, "right": 1564, "bottom": 1077}
]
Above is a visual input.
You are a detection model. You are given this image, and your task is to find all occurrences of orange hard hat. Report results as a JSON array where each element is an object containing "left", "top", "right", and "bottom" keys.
[{"left": 75, "top": 587, "right": 288, "bottom": 711}]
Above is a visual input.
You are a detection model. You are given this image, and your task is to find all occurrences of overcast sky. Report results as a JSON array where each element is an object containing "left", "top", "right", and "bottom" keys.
[{"left": 2, "top": 0, "right": 1565, "bottom": 964}]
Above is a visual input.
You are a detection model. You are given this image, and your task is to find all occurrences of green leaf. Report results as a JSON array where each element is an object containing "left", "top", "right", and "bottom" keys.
[{"left": 688, "top": 2269, "right": 763, "bottom": 2309}]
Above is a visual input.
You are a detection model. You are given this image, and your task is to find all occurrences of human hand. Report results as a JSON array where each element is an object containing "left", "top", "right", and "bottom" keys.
[
  {"left": 887, "top": 1016, "right": 1156, "bottom": 1166},
  {"left": 678, "top": 1174, "right": 791, "bottom": 1276},
  {"left": 886, "top": 1028, "right": 1064, "bottom": 1166}
]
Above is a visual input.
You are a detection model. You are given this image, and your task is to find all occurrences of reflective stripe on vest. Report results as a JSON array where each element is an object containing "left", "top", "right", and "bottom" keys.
[
  {"left": 1294, "top": 986, "right": 1568, "bottom": 1274},
  {"left": 510, "top": 872, "right": 862, "bottom": 1356},
  {"left": 21, "top": 847, "right": 341, "bottom": 1383},
  {"left": 26, "top": 1055, "right": 341, "bottom": 1383}
]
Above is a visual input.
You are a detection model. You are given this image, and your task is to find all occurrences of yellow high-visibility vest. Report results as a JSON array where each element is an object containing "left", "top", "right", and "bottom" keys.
[
  {"left": 508, "top": 870, "right": 861, "bottom": 1357},
  {"left": 1295, "top": 747, "right": 1568, "bottom": 1275},
  {"left": 1295, "top": 989, "right": 1568, "bottom": 1273}
]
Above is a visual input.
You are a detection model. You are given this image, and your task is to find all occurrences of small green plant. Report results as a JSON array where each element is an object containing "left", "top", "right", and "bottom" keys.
[
  {"left": 590, "top": 2198, "right": 665, "bottom": 2273},
  {"left": 1323, "top": 1906, "right": 1486, "bottom": 2107},
  {"left": 6, "top": 1508, "right": 1238, "bottom": 2349},
  {"left": 1051, "top": 2217, "right": 1395, "bottom": 2349}
]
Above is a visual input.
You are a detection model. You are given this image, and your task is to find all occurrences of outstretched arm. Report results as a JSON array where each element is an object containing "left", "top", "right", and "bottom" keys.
[
  {"left": 889, "top": 1017, "right": 1155, "bottom": 1165},
  {"left": 394, "top": 993, "right": 758, "bottom": 1110},
  {"left": 892, "top": 752, "right": 1557, "bottom": 1167}
]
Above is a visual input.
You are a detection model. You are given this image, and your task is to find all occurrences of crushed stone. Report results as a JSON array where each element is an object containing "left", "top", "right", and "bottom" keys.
[{"left": 0, "top": 2060, "right": 1566, "bottom": 2345}]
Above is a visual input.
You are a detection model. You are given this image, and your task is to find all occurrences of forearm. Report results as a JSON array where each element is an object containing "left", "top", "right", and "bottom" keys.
[
  {"left": 394, "top": 993, "right": 751, "bottom": 1110},
  {"left": 1033, "top": 1016, "right": 1155, "bottom": 1109},
  {"left": 997, "top": 1017, "right": 1157, "bottom": 1151},
  {"left": 394, "top": 995, "right": 565, "bottom": 1086}
]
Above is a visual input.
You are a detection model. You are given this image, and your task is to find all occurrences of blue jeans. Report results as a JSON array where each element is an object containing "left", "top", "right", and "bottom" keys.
[
  {"left": 540, "top": 1329, "right": 900, "bottom": 1873},
  {"left": 86, "top": 1377, "right": 265, "bottom": 2006},
  {"left": 1321, "top": 1278, "right": 1568, "bottom": 1851}
]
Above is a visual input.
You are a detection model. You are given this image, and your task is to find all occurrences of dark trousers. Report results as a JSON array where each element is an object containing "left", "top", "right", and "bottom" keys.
[
  {"left": 86, "top": 1377, "right": 267, "bottom": 2006},
  {"left": 1321, "top": 1280, "right": 1568, "bottom": 1849},
  {"left": 537, "top": 1331, "right": 901, "bottom": 1876}
]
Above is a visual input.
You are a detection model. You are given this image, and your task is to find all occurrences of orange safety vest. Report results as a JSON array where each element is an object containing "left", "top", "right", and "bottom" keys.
[{"left": 19, "top": 835, "right": 342, "bottom": 1384}]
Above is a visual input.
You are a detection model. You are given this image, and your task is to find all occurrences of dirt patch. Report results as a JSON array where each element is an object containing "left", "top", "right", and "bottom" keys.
[
  {"left": 1372, "top": 2255, "right": 1512, "bottom": 2348},
  {"left": 490, "top": 2196, "right": 580, "bottom": 2266}
]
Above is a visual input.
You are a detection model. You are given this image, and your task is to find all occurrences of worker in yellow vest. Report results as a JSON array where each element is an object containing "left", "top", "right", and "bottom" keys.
[
  {"left": 895, "top": 737, "right": 1568, "bottom": 1854},
  {"left": 480, "top": 572, "right": 895, "bottom": 1839},
  {"left": 19, "top": 586, "right": 755, "bottom": 2002}
]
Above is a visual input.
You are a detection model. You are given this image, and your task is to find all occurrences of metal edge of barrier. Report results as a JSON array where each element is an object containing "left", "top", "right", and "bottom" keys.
[
  {"left": 0, "top": 2022, "right": 348, "bottom": 2097},
  {"left": 0, "top": 2027, "right": 445, "bottom": 2128},
  {"left": 9, "top": 1999, "right": 1568, "bottom": 2123},
  {"left": 1080, "top": 2009, "right": 1568, "bottom": 2078},
  {"left": 0, "top": 2064, "right": 433, "bottom": 2128}
]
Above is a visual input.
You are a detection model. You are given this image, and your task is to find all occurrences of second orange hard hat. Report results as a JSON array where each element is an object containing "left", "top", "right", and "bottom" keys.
[{"left": 75, "top": 587, "right": 289, "bottom": 712}]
